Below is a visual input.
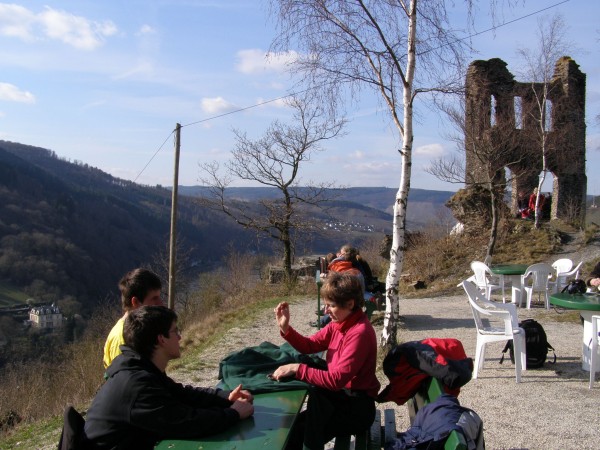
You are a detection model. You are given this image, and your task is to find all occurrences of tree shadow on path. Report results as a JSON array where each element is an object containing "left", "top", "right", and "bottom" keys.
[{"left": 400, "top": 314, "right": 474, "bottom": 331}]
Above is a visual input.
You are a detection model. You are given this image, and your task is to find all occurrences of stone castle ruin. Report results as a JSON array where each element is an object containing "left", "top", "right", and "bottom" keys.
[{"left": 464, "top": 57, "right": 586, "bottom": 224}]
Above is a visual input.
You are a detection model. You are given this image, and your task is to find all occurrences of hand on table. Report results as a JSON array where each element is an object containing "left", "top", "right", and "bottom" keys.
[
  {"left": 230, "top": 399, "right": 254, "bottom": 419},
  {"left": 272, "top": 363, "right": 299, "bottom": 381},
  {"left": 228, "top": 384, "right": 253, "bottom": 403},
  {"left": 590, "top": 278, "right": 600, "bottom": 287}
]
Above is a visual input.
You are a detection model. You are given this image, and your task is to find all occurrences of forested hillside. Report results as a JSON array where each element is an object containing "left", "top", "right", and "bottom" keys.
[
  {"left": 0, "top": 142, "right": 257, "bottom": 311},
  {"left": 0, "top": 141, "right": 456, "bottom": 313}
]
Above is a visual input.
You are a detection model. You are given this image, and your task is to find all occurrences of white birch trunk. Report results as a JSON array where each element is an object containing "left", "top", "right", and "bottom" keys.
[
  {"left": 534, "top": 85, "right": 549, "bottom": 229},
  {"left": 381, "top": 0, "right": 417, "bottom": 347}
]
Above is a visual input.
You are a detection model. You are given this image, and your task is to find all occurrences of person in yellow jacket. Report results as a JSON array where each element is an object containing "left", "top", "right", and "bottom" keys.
[{"left": 103, "top": 268, "right": 164, "bottom": 368}]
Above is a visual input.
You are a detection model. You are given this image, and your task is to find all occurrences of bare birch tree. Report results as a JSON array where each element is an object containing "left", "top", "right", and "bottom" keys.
[
  {"left": 197, "top": 95, "right": 344, "bottom": 280},
  {"left": 269, "top": 0, "right": 512, "bottom": 347},
  {"left": 517, "top": 13, "right": 572, "bottom": 228}
]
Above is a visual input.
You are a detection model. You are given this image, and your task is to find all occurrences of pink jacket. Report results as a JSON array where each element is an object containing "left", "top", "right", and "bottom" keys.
[{"left": 282, "top": 310, "right": 380, "bottom": 398}]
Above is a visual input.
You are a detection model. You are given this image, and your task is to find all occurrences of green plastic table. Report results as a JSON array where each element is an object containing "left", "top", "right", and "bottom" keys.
[
  {"left": 550, "top": 292, "right": 600, "bottom": 371},
  {"left": 490, "top": 264, "right": 529, "bottom": 304},
  {"left": 154, "top": 389, "right": 307, "bottom": 450}
]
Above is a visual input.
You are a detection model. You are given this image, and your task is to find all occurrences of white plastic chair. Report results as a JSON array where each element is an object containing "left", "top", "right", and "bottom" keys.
[
  {"left": 521, "top": 263, "right": 553, "bottom": 309},
  {"left": 470, "top": 261, "right": 502, "bottom": 300},
  {"left": 550, "top": 260, "right": 582, "bottom": 293},
  {"left": 461, "top": 280, "right": 526, "bottom": 383},
  {"left": 590, "top": 315, "right": 600, "bottom": 389},
  {"left": 552, "top": 258, "right": 573, "bottom": 275}
]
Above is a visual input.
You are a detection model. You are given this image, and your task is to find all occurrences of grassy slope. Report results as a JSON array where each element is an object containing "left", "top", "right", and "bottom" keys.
[{"left": 0, "top": 281, "right": 28, "bottom": 307}]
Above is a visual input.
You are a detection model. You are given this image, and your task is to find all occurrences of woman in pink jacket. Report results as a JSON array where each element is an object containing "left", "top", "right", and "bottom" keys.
[{"left": 272, "top": 272, "right": 380, "bottom": 450}]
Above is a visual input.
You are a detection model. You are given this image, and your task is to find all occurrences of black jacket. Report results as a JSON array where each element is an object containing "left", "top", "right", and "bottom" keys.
[{"left": 84, "top": 347, "right": 239, "bottom": 450}]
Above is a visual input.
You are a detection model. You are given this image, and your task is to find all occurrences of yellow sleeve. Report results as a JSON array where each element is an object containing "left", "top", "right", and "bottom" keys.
[{"left": 103, "top": 317, "right": 126, "bottom": 368}]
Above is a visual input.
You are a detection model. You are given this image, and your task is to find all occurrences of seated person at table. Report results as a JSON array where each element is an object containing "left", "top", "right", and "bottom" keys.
[
  {"left": 272, "top": 272, "right": 380, "bottom": 450},
  {"left": 103, "top": 268, "right": 165, "bottom": 368},
  {"left": 356, "top": 250, "right": 385, "bottom": 295},
  {"left": 319, "top": 246, "right": 368, "bottom": 326},
  {"left": 586, "top": 260, "right": 600, "bottom": 290},
  {"left": 85, "top": 306, "right": 254, "bottom": 450}
]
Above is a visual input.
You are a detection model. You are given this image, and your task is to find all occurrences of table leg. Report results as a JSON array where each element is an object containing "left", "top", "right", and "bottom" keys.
[
  {"left": 580, "top": 311, "right": 600, "bottom": 372},
  {"left": 510, "top": 275, "right": 524, "bottom": 306},
  {"left": 500, "top": 275, "right": 506, "bottom": 303}
]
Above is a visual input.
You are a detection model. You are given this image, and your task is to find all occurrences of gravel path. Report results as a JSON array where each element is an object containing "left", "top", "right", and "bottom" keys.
[{"left": 170, "top": 290, "right": 600, "bottom": 450}]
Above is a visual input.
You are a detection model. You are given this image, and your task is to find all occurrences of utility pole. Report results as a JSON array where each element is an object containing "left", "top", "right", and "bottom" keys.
[{"left": 168, "top": 123, "right": 181, "bottom": 310}]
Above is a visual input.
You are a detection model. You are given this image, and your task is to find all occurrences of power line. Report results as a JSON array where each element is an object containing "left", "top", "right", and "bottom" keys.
[
  {"left": 418, "top": 0, "right": 571, "bottom": 56},
  {"left": 134, "top": 0, "right": 570, "bottom": 181},
  {"left": 133, "top": 130, "right": 175, "bottom": 183},
  {"left": 133, "top": 87, "right": 316, "bottom": 181},
  {"left": 181, "top": 89, "right": 311, "bottom": 129}
]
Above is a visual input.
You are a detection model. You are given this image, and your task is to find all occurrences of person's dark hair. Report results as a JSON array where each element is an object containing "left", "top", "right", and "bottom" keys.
[
  {"left": 325, "top": 253, "right": 336, "bottom": 264},
  {"left": 321, "top": 271, "right": 364, "bottom": 311},
  {"left": 339, "top": 244, "right": 358, "bottom": 261},
  {"left": 123, "top": 306, "right": 177, "bottom": 360},
  {"left": 119, "top": 268, "right": 162, "bottom": 312}
]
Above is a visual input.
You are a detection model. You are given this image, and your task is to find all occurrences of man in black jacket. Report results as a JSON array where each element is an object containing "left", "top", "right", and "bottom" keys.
[{"left": 85, "top": 306, "right": 254, "bottom": 450}]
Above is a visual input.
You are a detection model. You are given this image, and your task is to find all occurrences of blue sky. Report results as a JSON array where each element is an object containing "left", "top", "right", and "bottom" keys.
[{"left": 0, "top": 0, "right": 598, "bottom": 194}]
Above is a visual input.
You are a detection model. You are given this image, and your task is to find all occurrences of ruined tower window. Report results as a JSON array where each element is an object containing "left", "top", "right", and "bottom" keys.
[
  {"left": 544, "top": 99, "right": 552, "bottom": 131},
  {"left": 514, "top": 96, "right": 522, "bottom": 129},
  {"left": 490, "top": 95, "right": 497, "bottom": 127}
]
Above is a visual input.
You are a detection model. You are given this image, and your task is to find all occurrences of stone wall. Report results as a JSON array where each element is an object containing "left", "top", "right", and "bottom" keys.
[{"left": 464, "top": 57, "right": 587, "bottom": 224}]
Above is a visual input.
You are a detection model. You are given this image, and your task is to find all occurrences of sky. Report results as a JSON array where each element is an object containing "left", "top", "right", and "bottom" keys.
[{"left": 0, "top": 0, "right": 598, "bottom": 194}]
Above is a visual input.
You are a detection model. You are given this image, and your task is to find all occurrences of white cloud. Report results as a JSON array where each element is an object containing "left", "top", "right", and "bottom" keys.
[
  {"left": 39, "top": 7, "right": 117, "bottom": 50},
  {"left": 137, "top": 24, "right": 156, "bottom": 36},
  {"left": 0, "top": 4, "right": 35, "bottom": 40},
  {"left": 255, "top": 97, "right": 287, "bottom": 108},
  {"left": 236, "top": 49, "right": 299, "bottom": 74},
  {"left": 265, "top": 50, "right": 299, "bottom": 72},
  {"left": 414, "top": 143, "right": 445, "bottom": 157},
  {"left": 0, "top": 4, "right": 117, "bottom": 50},
  {"left": 201, "top": 97, "right": 237, "bottom": 115},
  {"left": 0, "top": 82, "right": 35, "bottom": 103}
]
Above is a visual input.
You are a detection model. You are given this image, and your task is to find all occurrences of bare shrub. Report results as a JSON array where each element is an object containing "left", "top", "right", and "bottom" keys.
[
  {"left": 403, "top": 226, "right": 484, "bottom": 286},
  {"left": 584, "top": 223, "right": 599, "bottom": 244},
  {"left": 356, "top": 234, "right": 388, "bottom": 281},
  {"left": 562, "top": 197, "right": 584, "bottom": 228}
]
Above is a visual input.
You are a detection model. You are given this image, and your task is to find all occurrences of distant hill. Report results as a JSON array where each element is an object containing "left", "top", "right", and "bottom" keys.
[
  {"left": 0, "top": 141, "right": 456, "bottom": 310},
  {"left": 180, "top": 186, "right": 455, "bottom": 228}
]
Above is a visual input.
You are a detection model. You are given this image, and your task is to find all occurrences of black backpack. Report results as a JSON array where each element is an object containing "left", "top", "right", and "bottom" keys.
[
  {"left": 561, "top": 279, "right": 587, "bottom": 295},
  {"left": 501, "top": 319, "right": 556, "bottom": 369}
]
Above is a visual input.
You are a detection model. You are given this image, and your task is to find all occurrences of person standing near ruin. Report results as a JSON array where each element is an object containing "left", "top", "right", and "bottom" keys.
[{"left": 528, "top": 187, "right": 545, "bottom": 220}]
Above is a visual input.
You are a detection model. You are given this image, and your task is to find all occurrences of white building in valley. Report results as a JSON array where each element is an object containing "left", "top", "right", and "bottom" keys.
[{"left": 29, "top": 304, "right": 63, "bottom": 330}]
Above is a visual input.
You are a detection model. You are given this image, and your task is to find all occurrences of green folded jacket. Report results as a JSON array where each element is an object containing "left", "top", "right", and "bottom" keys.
[{"left": 218, "top": 341, "right": 327, "bottom": 393}]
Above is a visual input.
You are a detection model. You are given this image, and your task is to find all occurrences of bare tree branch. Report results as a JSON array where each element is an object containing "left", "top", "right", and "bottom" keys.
[{"left": 197, "top": 95, "right": 345, "bottom": 278}]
